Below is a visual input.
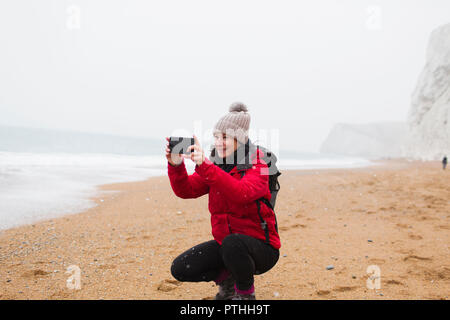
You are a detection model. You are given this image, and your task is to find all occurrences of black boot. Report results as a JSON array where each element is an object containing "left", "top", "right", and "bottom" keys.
[{"left": 214, "top": 276, "right": 235, "bottom": 300}]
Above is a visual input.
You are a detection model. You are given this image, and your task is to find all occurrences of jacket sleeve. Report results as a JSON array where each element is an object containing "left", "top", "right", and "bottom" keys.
[
  {"left": 194, "top": 156, "right": 269, "bottom": 204},
  {"left": 167, "top": 160, "right": 210, "bottom": 199}
]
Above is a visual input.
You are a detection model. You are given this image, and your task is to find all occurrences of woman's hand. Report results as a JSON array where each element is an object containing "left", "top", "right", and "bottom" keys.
[
  {"left": 165, "top": 137, "right": 183, "bottom": 167},
  {"left": 184, "top": 135, "right": 205, "bottom": 166}
]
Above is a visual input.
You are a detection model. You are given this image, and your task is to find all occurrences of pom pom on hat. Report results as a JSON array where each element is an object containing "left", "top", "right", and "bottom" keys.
[{"left": 229, "top": 102, "right": 248, "bottom": 113}]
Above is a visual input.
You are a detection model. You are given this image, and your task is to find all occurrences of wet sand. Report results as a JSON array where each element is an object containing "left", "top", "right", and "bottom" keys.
[{"left": 0, "top": 160, "right": 449, "bottom": 299}]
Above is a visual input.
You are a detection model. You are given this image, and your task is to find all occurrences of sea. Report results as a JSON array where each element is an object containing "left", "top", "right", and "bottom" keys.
[{"left": 0, "top": 125, "right": 372, "bottom": 230}]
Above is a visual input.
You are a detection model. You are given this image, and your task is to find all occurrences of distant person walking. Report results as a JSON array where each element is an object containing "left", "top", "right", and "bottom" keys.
[{"left": 443, "top": 156, "right": 447, "bottom": 170}]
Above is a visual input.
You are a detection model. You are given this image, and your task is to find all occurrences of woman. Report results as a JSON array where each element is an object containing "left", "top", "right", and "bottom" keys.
[{"left": 165, "top": 102, "right": 280, "bottom": 300}]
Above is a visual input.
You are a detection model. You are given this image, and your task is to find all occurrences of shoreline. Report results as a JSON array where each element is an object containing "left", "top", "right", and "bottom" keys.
[
  {"left": 0, "top": 159, "right": 448, "bottom": 299},
  {"left": 0, "top": 158, "right": 381, "bottom": 233}
]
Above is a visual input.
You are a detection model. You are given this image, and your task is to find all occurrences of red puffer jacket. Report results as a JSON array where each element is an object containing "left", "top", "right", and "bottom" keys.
[{"left": 167, "top": 149, "right": 281, "bottom": 250}]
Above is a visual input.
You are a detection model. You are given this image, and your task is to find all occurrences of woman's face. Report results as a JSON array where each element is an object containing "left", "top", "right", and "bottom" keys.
[{"left": 214, "top": 133, "right": 238, "bottom": 158}]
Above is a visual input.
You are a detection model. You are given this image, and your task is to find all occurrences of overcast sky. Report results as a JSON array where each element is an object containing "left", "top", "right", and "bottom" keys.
[{"left": 1, "top": 0, "right": 449, "bottom": 152}]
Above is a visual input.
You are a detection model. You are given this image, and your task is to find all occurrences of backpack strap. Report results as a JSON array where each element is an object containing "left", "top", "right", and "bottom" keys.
[
  {"left": 255, "top": 199, "right": 270, "bottom": 245},
  {"left": 259, "top": 197, "right": 278, "bottom": 234}
]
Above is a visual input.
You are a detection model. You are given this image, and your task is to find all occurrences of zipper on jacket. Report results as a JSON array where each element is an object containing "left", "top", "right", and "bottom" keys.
[{"left": 226, "top": 214, "right": 232, "bottom": 233}]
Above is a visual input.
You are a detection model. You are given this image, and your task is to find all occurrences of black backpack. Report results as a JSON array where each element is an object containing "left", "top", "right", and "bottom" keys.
[{"left": 239, "top": 144, "right": 281, "bottom": 244}]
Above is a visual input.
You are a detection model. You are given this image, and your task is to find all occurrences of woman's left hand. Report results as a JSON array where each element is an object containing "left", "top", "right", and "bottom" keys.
[{"left": 184, "top": 135, "right": 205, "bottom": 166}]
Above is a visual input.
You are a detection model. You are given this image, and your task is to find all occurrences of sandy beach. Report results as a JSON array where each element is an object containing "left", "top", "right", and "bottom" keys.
[{"left": 0, "top": 160, "right": 448, "bottom": 300}]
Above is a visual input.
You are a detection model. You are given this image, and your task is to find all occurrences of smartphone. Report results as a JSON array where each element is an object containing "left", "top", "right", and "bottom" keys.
[{"left": 169, "top": 136, "right": 195, "bottom": 155}]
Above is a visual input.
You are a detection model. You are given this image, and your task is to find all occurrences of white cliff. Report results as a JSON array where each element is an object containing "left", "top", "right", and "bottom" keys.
[
  {"left": 320, "top": 23, "right": 450, "bottom": 160},
  {"left": 319, "top": 122, "right": 407, "bottom": 159},
  {"left": 406, "top": 23, "right": 450, "bottom": 160}
]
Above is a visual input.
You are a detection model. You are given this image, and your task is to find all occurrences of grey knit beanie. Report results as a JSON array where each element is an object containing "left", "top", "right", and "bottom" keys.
[{"left": 213, "top": 102, "right": 250, "bottom": 144}]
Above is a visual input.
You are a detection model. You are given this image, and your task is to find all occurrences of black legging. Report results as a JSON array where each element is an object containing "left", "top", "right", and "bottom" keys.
[{"left": 170, "top": 233, "right": 280, "bottom": 291}]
